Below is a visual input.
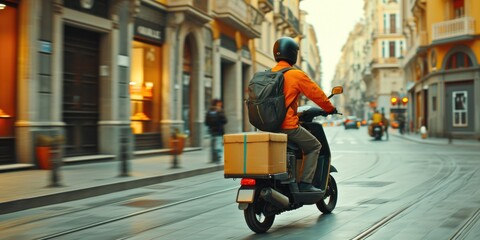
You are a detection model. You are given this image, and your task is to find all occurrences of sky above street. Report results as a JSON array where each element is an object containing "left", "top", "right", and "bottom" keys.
[{"left": 300, "top": 0, "right": 364, "bottom": 90}]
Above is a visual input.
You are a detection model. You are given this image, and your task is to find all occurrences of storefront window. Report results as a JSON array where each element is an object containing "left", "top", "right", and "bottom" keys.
[
  {"left": 130, "top": 41, "right": 161, "bottom": 134},
  {"left": 452, "top": 91, "right": 467, "bottom": 127},
  {"left": 0, "top": 4, "right": 17, "bottom": 137}
]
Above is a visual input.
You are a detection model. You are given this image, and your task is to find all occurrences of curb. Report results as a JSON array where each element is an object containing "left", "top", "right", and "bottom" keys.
[
  {"left": 392, "top": 133, "right": 480, "bottom": 147},
  {"left": 0, "top": 164, "right": 223, "bottom": 215}
]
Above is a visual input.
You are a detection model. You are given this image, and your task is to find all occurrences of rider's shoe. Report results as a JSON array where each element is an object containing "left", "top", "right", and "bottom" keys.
[{"left": 298, "top": 182, "right": 325, "bottom": 193}]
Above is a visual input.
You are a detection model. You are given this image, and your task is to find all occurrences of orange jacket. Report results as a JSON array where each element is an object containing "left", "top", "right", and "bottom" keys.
[{"left": 272, "top": 61, "right": 335, "bottom": 129}]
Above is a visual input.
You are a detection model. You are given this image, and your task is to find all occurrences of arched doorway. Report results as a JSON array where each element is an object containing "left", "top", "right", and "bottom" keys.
[{"left": 182, "top": 35, "right": 193, "bottom": 137}]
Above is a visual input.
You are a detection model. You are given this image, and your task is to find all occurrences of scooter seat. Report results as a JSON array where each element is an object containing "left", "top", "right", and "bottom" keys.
[
  {"left": 287, "top": 141, "right": 300, "bottom": 151},
  {"left": 287, "top": 141, "right": 302, "bottom": 159}
]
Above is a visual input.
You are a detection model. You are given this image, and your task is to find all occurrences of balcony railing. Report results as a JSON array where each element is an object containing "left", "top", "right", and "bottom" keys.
[
  {"left": 432, "top": 16, "right": 475, "bottom": 41},
  {"left": 371, "top": 57, "right": 400, "bottom": 68},
  {"left": 258, "top": 0, "right": 274, "bottom": 14},
  {"left": 274, "top": 2, "right": 300, "bottom": 37},
  {"left": 213, "top": 0, "right": 262, "bottom": 38},
  {"left": 167, "top": 0, "right": 211, "bottom": 24}
]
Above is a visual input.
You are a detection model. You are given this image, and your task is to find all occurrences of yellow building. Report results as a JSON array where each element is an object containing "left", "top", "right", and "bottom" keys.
[
  {"left": 0, "top": 0, "right": 322, "bottom": 167},
  {"left": 403, "top": 0, "right": 480, "bottom": 138}
]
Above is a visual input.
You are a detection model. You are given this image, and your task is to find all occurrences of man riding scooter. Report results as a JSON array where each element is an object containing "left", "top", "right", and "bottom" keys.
[
  {"left": 369, "top": 109, "right": 384, "bottom": 140},
  {"left": 272, "top": 37, "right": 338, "bottom": 193}
]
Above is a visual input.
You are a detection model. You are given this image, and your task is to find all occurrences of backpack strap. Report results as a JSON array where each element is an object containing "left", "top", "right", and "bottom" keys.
[
  {"left": 278, "top": 67, "right": 293, "bottom": 73},
  {"left": 277, "top": 67, "right": 294, "bottom": 112},
  {"left": 267, "top": 67, "right": 293, "bottom": 73}
]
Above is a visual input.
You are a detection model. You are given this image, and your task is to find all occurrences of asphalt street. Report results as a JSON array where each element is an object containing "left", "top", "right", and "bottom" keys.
[{"left": 1, "top": 126, "right": 480, "bottom": 240}]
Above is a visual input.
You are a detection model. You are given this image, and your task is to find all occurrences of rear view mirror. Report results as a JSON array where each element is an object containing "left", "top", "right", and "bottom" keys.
[{"left": 331, "top": 86, "right": 343, "bottom": 95}]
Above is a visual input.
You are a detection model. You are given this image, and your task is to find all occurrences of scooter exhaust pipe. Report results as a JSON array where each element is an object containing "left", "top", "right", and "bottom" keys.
[{"left": 260, "top": 187, "right": 290, "bottom": 208}]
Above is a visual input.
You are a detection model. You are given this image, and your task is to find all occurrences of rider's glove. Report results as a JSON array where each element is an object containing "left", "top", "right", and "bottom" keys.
[{"left": 329, "top": 107, "right": 338, "bottom": 115}]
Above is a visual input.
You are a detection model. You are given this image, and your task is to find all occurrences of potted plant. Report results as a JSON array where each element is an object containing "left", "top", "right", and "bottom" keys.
[
  {"left": 169, "top": 128, "right": 187, "bottom": 155},
  {"left": 36, "top": 135, "right": 63, "bottom": 170}
]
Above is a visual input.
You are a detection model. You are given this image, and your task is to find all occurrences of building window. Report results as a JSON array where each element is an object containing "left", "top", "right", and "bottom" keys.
[
  {"left": 389, "top": 41, "right": 396, "bottom": 57},
  {"left": 452, "top": 91, "right": 467, "bottom": 127},
  {"left": 432, "top": 96, "right": 437, "bottom": 111},
  {"left": 382, "top": 41, "right": 386, "bottom": 58},
  {"left": 453, "top": 0, "right": 464, "bottom": 18},
  {"left": 446, "top": 52, "right": 472, "bottom": 69},
  {"left": 390, "top": 14, "right": 396, "bottom": 33}
]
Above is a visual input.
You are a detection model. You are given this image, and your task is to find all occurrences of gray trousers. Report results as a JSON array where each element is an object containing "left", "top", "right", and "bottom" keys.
[{"left": 279, "top": 127, "right": 321, "bottom": 183}]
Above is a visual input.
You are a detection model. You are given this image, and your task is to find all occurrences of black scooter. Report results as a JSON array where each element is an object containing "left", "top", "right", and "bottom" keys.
[
  {"left": 231, "top": 86, "right": 343, "bottom": 233},
  {"left": 372, "top": 123, "right": 383, "bottom": 140}
]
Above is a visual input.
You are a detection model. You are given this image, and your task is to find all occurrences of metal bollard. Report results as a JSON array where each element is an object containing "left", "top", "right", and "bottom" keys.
[
  {"left": 170, "top": 131, "right": 180, "bottom": 169},
  {"left": 48, "top": 142, "right": 63, "bottom": 187},
  {"left": 119, "top": 134, "right": 130, "bottom": 177}
]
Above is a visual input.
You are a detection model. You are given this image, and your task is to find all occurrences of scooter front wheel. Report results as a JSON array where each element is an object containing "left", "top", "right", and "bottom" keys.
[
  {"left": 244, "top": 198, "right": 275, "bottom": 233},
  {"left": 316, "top": 175, "right": 338, "bottom": 213}
]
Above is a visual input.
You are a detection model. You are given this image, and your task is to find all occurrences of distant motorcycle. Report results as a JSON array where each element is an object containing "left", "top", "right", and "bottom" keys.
[
  {"left": 369, "top": 122, "right": 384, "bottom": 140},
  {"left": 225, "top": 86, "right": 343, "bottom": 233}
]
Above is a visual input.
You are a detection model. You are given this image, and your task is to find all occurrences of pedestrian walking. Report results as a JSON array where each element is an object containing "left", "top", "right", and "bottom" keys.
[
  {"left": 382, "top": 113, "right": 389, "bottom": 140},
  {"left": 205, "top": 99, "right": 227, "bottom": 163},
  {"left": 397, "top": 114, "right": 406, "bottom": 135}
]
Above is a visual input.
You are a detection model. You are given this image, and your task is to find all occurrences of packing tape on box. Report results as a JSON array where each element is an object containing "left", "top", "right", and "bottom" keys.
[{"left": 243, "top": 133, "right": 247, "bottom": 174}]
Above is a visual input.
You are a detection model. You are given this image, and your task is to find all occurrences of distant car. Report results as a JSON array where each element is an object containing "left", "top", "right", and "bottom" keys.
[{"left": 344, "top": 116, "right": 360, "bottom": 129}]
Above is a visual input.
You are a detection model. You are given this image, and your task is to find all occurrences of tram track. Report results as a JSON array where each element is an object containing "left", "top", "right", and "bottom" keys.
[
  {"left": 350, "top": 153, "right": 466, "bottom": 239},
  {"left": 450, "top": 208, "right": 480, "bottom": 240},
  {"left": 32, "top": 132, "right": 384, "bottom": 239},
  {"left": 35, "top": 186, "right": 238, "bottom": 240}
]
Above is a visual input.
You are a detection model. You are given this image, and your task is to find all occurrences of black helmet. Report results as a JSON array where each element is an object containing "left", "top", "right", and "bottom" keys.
[{"left": 273, "top": 37, "right": 299, "bottom": 65}]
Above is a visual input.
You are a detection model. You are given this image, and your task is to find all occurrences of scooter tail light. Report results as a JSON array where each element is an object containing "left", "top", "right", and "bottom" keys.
[{"left": 240, "top": 178, "right": 256, "bottom": 186}]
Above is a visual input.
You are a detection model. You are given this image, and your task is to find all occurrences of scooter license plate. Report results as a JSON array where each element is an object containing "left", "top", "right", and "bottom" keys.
[{"left": 236, "top": 189, "right": 255, "bottom": 203}]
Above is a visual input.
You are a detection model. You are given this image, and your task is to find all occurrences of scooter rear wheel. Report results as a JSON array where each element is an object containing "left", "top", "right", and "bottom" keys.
[
  {"left": 244, "top": 198, "right": 275, "bottom": 233},
  {"left": 316, "top": 175, "right": 338, "bottom": 213}
]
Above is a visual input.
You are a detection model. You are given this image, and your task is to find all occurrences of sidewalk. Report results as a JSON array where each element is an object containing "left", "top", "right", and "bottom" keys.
[
  {"left": 0, "top": 148, "right": 223, "bottom": 215},
  {"left": 391, "top": 130, "right": 480, "bottom": 147}
]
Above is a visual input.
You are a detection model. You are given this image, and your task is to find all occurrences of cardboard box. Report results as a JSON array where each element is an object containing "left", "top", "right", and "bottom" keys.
[{"left": 224, "top": 132, "right": 287, "bottom": 177}]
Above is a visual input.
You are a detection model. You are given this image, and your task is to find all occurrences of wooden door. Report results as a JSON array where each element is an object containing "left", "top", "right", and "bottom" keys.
[{"left": 63, "top": 26, "right": 100, "bottom": 156}]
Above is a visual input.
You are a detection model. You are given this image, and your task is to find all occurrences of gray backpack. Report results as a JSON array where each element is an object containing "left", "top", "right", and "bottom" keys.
[{"left": 245, "top": 67, "right": 292, "bottom": 131}]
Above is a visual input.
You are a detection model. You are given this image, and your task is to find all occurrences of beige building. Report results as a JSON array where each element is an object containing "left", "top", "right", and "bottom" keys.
[
  {"left": 362, "top": 0, "right": 406, "bottom": 120},
  {"left": 300, "top": 20, "right": 322, "bottom": 86},
  {"left": 332, "top": 0, "right": 406, "bottom": 121},
  {"left": 333, "top": 22, "right": 367, "bottom": 118}
]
